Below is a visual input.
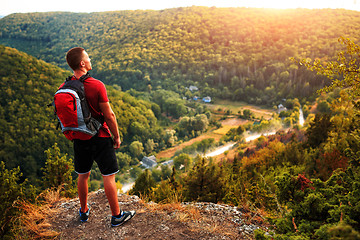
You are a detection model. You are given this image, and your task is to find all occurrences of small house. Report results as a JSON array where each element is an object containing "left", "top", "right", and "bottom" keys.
[
  {"left": 189, "top": 85, "right": 199, "bottom": 91},
  {"left": 278, "top": 104, "right": 287, "bottom": 113},
  {"left": 202, "top": 96, "right": 211, "bottom": 103},
  {"left": 141, "top": 155, "right": 157, "bottom": 168},
  {"left": 161, "top": 160, "right": 173, "bottom": 166}
]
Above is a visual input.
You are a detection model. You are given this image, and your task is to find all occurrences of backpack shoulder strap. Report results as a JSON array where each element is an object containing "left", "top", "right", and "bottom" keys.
[
  {"left": 79, "top": 72, "right": 91, "bottom": 83},
  {"left": 65, "top": 72, "right": 91, "bottom": 83},
  {"left": 65, "top": 75, "right": 73, "bottom": 82}
]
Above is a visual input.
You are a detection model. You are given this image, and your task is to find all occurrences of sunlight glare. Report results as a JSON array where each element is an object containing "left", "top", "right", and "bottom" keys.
[
  {"left": 244, "top": 0, "right": 351, "bottom": 10},
  {"left": 2, "top": 0, "right": 360, "bottom": 16}
]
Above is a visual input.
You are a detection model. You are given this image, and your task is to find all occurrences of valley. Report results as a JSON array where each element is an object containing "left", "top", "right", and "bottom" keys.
[
  {"left": 1, "top": 7, "right": 360, "bottom": 239},
  {"left": 156, "top": 101, "right": 277, "bottom": 160}
]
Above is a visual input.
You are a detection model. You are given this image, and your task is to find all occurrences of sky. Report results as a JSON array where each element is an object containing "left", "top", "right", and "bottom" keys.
[{"left": 1, "top": 0, "right": 360, "bottom": 16}]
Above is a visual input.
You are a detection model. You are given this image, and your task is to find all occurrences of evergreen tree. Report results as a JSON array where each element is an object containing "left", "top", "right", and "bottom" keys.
[
  {"left": 183, "top": 156, "right": 225, "bottom": 202},
  {"left": 41, "top": 143, "right": 76, "bottom": 198},
  {"left": 305, "top": 113, "right": 332, "bottom": 148},
  {"left": 129, "top": 169, "right": 156, "bottom": 198}
]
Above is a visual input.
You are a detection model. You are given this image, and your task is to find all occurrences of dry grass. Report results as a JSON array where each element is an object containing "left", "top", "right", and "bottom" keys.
[
  {"left": 168, "top": 203, "right": 202, "bottom": 223},
  {"left": 146, "top": 200, "right": 202, "bottom": 223},
  {"left": 206, "top": 222, "right": 219, "bottom": 233},
  {"left": 13, "top": 188, "right": 64, "bottom": 240},
  {"left": 213, "top": 125, "right": 235, "bottom": 135}
]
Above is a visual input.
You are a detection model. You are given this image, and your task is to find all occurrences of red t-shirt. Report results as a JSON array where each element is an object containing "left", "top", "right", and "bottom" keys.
[{"left": 59, "top": 75, "right": 111, "bottom": 138}]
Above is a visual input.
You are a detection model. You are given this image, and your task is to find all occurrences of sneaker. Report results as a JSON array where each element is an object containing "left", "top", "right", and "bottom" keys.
[
  {"left": 79, "top": 204, "right": 90, "bottom": 222},
  {"left": 111, "top": 210, "right": 136, "bottom": 227}
]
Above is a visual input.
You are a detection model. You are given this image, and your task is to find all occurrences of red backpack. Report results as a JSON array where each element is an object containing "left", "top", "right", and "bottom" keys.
[{"left": 50, "top": 73, "right": 102, "bottom": 140}]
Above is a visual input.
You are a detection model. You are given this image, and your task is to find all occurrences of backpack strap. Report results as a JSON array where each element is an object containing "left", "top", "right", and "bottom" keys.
[
  {"left": 65, "top": 72, "right": 91, "bottom": 82},
  {"left": 63, "top": 72, "right": 104, "bottom": 125},
  {"left": 79, "top": 72, "right": 91, "bottom": 82}
]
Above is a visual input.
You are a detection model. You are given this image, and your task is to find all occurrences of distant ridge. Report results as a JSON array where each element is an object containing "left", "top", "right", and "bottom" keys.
[{"left": 1, "top": 7, "right": 358, "bottom": 103}]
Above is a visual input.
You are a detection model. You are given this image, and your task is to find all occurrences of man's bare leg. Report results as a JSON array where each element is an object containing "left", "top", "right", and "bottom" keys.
[
  {"left": 103, "top": 173, "right": 120, "bottom": 216},
  {"left": 78, "top": 172, "right": 90, "bottom": 212}
]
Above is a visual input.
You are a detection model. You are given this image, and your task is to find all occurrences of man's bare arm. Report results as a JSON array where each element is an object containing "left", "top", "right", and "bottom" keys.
[{"left": 99, "top": 102, "right": 121, "bottom": 149}]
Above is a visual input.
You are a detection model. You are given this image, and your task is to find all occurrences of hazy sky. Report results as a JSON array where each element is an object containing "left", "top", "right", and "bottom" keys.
[{"left": 1, "top": 0, "right": 360, "bottom": 16}]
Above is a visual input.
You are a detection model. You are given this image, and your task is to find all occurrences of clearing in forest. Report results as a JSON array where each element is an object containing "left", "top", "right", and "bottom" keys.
[{"left": 157, "top": 102, "right": 275, "bottom": 160}]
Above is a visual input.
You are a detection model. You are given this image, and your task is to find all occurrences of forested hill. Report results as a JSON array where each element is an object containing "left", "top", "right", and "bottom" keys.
[
  {"left": 0, "top": 45, "right": 71, "bottom": 182},
  {"left": 1, "top": 7, "right": 359, "bottom": 105},
  {"left": 0, "top": 45, "right": 161, "bottom": 182}
]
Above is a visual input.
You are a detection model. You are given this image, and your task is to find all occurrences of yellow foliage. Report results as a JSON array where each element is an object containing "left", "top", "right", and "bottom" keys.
[{"left": 242, "top": 140, "right": 285, "bottom": 170}]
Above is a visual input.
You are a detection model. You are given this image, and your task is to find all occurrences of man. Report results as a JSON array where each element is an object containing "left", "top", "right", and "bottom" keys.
[{"left": 63, "top": 47, "right": 135, "bottom": 226}]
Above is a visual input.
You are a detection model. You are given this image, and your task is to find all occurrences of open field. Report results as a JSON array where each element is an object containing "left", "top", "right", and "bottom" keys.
[
  {"left": 205, "top": 100, "right": 275, "bottom": 120},
  {"left": 156, "top": 131, "right": 223, "bottom": 159},
  {"left": 156, "top": 102, "right": 276, "bottom": 160},
  {"left": 156, "top": 118, "right": 246, "bottom": 159},
  {"left": 213, "top": 117, "right": 249, "bottom": 134}
]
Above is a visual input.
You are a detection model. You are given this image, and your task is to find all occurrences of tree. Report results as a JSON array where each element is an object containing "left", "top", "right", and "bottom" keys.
[
  {"left": 42, "top": 143, "right": 76, "bottom": 197},
  {"left": 242, "top": 109, "right": 254, "bottom": 119},
  {"left": 129, "top": 166, "right": 143, "bottom": 179},
  {"left": 173, "top": 153, "right": 192, "bottom": 171},
  {"left": 236, "top": 125, "right": 245, "bottom": 135},
  {"left": 164, "top": 130, "right": 177, "bottom": 147},
  {"left": 144, "top": 139, "right": 156, "bottom": 154},
  {"left": 317, "top": 100, "right": 331, "bottom": 113},
  {"left": 183, "top": 156, "right": 226, "bottom": 202},
  {"left": 160, "top": 165, "right": 172, "bottom": 180},
  {"left": 129, "top": 169, "right": 156, "bottom": 197},
  {"left": 129, "top": 141, "right": 144, "bottom": 159},
  {"left": 129, "top": 122, "right": 148, "bottom": 141},
  {"left": 116, "top": 152, "right": 132, "bottom": 170},
  {"left": 306, "top": 113, "right": 332, "bottom": 148},
  {"left": 192, "top": 114, "right": 209, "bottom": 132},
  {"left": 299, "top": 37, "right": 360, "bottom": 99}
]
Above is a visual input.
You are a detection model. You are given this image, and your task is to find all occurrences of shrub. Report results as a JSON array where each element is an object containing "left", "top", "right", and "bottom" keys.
[
  {"left": 0, "top": 162, "right": 35, "bottom": 238},
  {"left": 42, "top": 143, "right": 76, "bottom": 198}
]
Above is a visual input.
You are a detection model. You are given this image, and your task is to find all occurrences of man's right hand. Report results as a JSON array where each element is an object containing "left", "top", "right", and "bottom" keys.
[
  {"left": 99, "top": 102, "right": 121, "bottom": 149},
  {"left": 113, "top": 136, "right": 121, "bottom": 149}
]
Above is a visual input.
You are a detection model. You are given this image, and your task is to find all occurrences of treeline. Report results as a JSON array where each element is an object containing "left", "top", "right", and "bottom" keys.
[{"left": 2, "top": 7, "right": 359, "bottom": 105}]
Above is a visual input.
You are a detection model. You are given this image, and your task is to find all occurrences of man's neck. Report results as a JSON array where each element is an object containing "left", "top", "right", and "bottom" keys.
[{"left": 73, "top": 69, "right": 87, "bottom": 79}]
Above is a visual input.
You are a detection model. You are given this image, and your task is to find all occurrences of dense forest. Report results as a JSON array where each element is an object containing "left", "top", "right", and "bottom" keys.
[
  {"left": 0, "top": 45, "right": 71, "bottom": 182},
  {"left": 1, "top": 6, "right": 360, "bottom": 239},
  {"left": 0, "top": 44, "right": 213, "bottom": 183},
  {"left": 0, "top": 45, "right": 181, "bottom": 183},
  {"left": 3, "top": 7, "right": 360, "bottom": 105}
]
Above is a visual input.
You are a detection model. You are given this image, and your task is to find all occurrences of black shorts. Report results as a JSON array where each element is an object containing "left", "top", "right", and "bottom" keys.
[{"left": 73, "top": 137, "right": 119, "bottom": 176}]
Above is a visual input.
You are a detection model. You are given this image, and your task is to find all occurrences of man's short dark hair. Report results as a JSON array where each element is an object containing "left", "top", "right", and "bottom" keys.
[{"left": 66, "top": 47, "right": 85, "bottom": 71}]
